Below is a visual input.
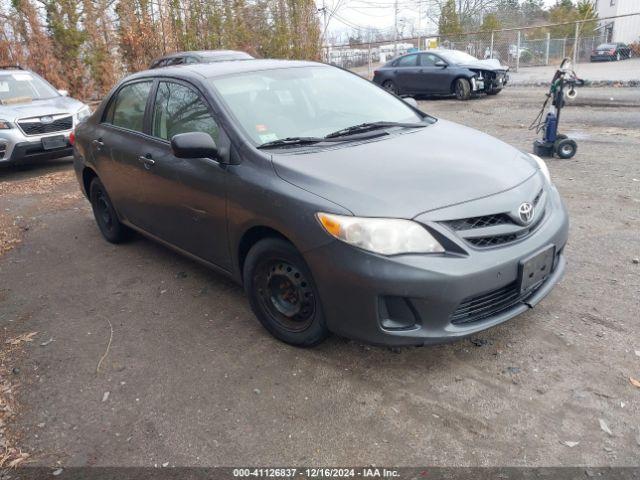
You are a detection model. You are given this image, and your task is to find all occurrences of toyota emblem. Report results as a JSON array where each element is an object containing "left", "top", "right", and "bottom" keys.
[{"left": 518, "top": 202, "right": 534, "bottom": 224}]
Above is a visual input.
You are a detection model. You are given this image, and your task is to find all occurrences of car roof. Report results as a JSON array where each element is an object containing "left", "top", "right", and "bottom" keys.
[
  {"left": 0, "top": 65, "right": 31, "bottom": 74},
  {"left": 131, "top": 59, "right": 325, "bottom": 81},
  {"left": 155, "top": 50, "right": 252, "bottom": 61}
]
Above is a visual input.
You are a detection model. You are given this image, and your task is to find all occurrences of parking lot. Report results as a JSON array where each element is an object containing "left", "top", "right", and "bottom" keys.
[{"left": 1, "top": 86, "right": 639, "bottom": 467}]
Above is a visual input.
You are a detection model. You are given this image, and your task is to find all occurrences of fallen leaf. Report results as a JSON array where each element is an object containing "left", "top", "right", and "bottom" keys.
[
  {"left": 102, "top": 391, "right": 110, "bottom": 402},
  {"left": 563, "top": 441, "right": 580, "bottom": 448},
  {"left": 599, "top": 418, "right": 613, "bottom": 436},
  {"left": 7, "top": 453, "right": 29, "bottom": 468},
  {"left": 630, "top": 377, "right": 640, "bottom": 388},
  {"left": 5, "top": 332, "right": 37, "bottom": 345}
]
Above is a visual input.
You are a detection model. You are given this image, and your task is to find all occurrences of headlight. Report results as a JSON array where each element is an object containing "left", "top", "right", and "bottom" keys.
[
  {"left": 530, "top": 153, "right": 551, "bottom": 183},
  {"left": 317, "top": 213, "right": 444, "bottom": 255},
  {"left": 76, "top": 106, "right": 91, "bottom": 122},
  {"left": 0, "top": 119, "right": 13, "bottom": 129}
]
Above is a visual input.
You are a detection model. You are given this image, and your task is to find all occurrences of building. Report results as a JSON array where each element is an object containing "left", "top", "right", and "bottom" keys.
[{"left": 596, "top": 0, "right": 640, "bottom": 43}]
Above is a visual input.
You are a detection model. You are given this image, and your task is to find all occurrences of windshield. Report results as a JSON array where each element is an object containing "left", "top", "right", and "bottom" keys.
[
  {"left": 596, "top": 44, "right": 616, "bottom": 50},
  {"left": 0, "top": 72, "right": 59, "bottom": 104},
  {"left": 436, "top": 50, "right": 479, "bottom": 64},
  {"left": 209, "top": 66, "right": 423, "bottom": 145}
]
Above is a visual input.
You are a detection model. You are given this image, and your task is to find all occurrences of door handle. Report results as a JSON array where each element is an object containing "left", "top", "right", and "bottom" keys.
[
  {"left": 138, "top": 154, "right": 155, "bottom": 169},
  {"left": 92, "top": 138, "right": 104, "bottom": 148}
]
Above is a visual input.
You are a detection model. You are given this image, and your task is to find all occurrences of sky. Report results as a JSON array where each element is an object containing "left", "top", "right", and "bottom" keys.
[{"left": 319, "top": 0, "right": 559, "bottom": 42}]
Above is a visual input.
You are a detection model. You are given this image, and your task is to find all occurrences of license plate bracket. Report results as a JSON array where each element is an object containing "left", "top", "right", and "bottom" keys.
[
  {"left": 41, "top": 135, "right": 67, "bottom": 150},
  {"left": 518, "top": 246, "right": 555, "bottom": 293}
]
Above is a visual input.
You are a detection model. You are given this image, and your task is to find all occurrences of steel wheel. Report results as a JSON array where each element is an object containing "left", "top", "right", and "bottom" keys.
[
  {"left": 255, "top": 259, "right": 316, "bottom": 333},
  {"left": 89, "top": 177, "right": 131, "bottom": 243},
  {"left": 95, "top": 190, "right": 114, "bottom": 233},
  {"left": 243, "top": 238, "right": 329, "bottom": 346}
]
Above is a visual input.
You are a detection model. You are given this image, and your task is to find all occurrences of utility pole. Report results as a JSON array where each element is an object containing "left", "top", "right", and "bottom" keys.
[
  {"left": 573, "top": 21, "right": 580, "bottom": 65},
  {"left": 394, "top": 0, "right": 399, "bottom": 57},
  {"left": 417, "top": 1, "right": 422, "bottom": 50},
  {"left": 321, "top": 0, "right": 328, "bottom": 47}
]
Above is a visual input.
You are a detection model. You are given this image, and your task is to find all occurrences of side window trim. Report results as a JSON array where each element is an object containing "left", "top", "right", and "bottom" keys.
[
  {"left": 101, "top": 78, "right": 155, "bottom": 136},
  {"left": 149, "top": 77, "right": 219, "bottom": 144}
]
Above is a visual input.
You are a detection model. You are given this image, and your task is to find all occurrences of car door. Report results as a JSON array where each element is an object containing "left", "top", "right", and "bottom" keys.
[
  {"left": 132, "top": 79, "right": 231, "bottom": 269},
  {"left": 418, "top": 53, "right": 453, "bottom": 94},
  {"left": 393, "top": 54, "right": 420, "bottom": 93},
  {"left": 90, "top": 80, "right": 155, "bottom": 225}
]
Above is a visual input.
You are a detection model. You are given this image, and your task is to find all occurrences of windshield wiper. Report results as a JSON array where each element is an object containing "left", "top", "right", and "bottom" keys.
[
  {"left": 324, "top": 121, "right": 426, "bottom": 139},
  {"left": 257, "top": 137, "right": 325, "bottom": 149}
]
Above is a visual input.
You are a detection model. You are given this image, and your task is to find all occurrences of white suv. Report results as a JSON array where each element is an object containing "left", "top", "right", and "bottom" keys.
[{"left": 0, "top": 66, "right": 90, "bottom": 166}]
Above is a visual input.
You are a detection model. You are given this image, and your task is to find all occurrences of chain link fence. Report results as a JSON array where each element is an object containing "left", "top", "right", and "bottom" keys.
[{"left": 322, "top": 13, "right": 638, "bottom": 78}]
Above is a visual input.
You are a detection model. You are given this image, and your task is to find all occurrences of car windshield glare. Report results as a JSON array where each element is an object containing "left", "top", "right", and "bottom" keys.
[
  {"left": 436, "top": 50, "right": 478, "bottom": 64},
  {"left": 0, "top": 72, "right": 59, "bottom": 104},
  {"left": 596, "top": 44, "right": 616, "bottom": 49},
  {"left": 208, "top": 66, "right": 425, "bottom": 146}
]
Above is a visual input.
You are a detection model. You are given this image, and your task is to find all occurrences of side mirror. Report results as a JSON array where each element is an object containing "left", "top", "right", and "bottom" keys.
[
  {"left": 402, "top": 97, "right": 418, "bottom": 108},
  {"left": 171, "top": 132, "right": 218, "bottom": 159},
  {"left": 435, "top": 60, "right": 447, "bottom": 68},
  {"left": 58, "top": 89, "right": 69, "bottom": 96}
]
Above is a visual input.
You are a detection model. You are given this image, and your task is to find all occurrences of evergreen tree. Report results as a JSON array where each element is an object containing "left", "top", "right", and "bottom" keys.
[{"left": 439, "top": 0, "right": 462, "bottom": 37}]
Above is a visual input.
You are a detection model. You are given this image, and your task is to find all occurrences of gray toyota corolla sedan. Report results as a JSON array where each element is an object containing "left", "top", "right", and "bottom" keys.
[{"left": 73, "top": 59, "right": 568, "bottom": 347}]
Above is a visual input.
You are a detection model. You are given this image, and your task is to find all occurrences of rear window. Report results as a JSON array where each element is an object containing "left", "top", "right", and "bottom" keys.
[{"left": 104, "top": 81, "right": 153, "bottom": 132}]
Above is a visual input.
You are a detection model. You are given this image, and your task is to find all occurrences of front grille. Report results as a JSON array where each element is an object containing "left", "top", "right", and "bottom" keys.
[
  {"left": 443, "top": 189, "right": 546, "bottom": 249},
  {"left": 18, "top": 115, "right": 72, "bottom": 136},
  {"left": 445, "top": 213, "right": 513, "bottom": 231},
  {"left": 467, "top": 233, "right": 518, "bottom": 248},
  {"left": 451, "top": 280, "right": 541, "bottom": 325}
]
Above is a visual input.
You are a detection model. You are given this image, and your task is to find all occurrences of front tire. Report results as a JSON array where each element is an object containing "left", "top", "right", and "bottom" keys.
[
  {"left": 454, "top": 78, "right": 471, "bottom": 100},
  {"left": 243, "top": 238, "right": 329, "bottom": 347},
  {"left": 89, "top": 177, "right": 131, "bottom": 243}
]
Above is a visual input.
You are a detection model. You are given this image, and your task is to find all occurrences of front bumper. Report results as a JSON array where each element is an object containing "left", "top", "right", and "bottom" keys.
[
  {"left": 472, "top": 75, "right": 508, "bottom": 93},
  {"left": 0, "top": 130, "right": 73, "bottom": 165},
  {"left": 304, "top": 185, "right": 569, "bottom": 346},
  {"left": 590, "top": 55, "right": 615, "bottom": 62}
]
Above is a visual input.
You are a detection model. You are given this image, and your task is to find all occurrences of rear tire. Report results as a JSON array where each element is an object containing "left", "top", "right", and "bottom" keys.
[
  {"left": 89, "top": 177, "right": 131, "bottom": 243},
  {"left": 555, "top": 138, "right": 577, "bottom": 159},
  {"left": 382, "top": 80, "right": 399, "bottom": 95},
  {"left": 243, "top": 238, "right": 329, "bottom": 347},
  {"left": 454, "top": 78, "right": 471, "bottom": 100}
]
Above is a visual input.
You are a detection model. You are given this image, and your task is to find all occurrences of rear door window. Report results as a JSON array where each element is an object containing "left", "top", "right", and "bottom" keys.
[
  {"left": 151, "top": 81, "right": 219, "bottom": 143},
  {"left": 104, "top": 81, "right": 153, "bottom": 132}
]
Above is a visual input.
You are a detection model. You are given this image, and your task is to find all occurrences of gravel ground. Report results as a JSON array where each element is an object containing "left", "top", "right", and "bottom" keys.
[{"left": 0, "top": 87, "right": 639, "bottom": 467}]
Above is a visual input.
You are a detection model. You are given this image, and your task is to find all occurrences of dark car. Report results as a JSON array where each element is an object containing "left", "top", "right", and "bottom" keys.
[
  {"left": 372, "top": 49, "right": 509, "bottom": 100},
  {"left": 73, "top": 60, "right": 568, "bottom": 347},
  {"left": 590, "top": 43, "right": 632, "bottom": 62},
  {"left": 149, "top": 50, "right": 254, "bottom": 69}
]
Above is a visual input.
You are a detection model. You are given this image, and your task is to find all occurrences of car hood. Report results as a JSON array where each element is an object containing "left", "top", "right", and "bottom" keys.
[
  {"left": 271, "top": 119, "right": 537, "bottom": 218},
  {"left": 457, "top": 59, "right": 509, "bottom": 71},
  {"left": 0, "top": 96, "right": 86, "bottom": 121}
]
